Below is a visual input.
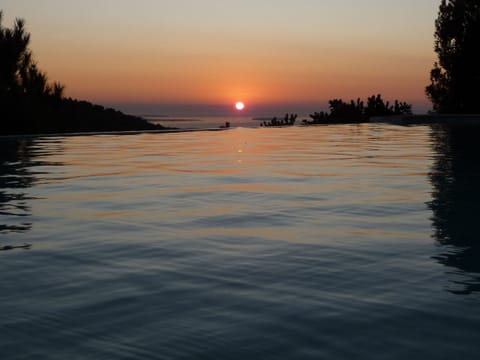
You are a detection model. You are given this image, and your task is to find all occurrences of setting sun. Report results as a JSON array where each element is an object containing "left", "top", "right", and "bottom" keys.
[{"left": 235, "top": 102, "right": 245, "bottom": 111}]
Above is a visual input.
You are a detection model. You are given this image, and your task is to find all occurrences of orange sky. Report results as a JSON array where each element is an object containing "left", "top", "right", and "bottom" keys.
[{"left": 3, "top": 0, "right": 440, "bottom": 114}]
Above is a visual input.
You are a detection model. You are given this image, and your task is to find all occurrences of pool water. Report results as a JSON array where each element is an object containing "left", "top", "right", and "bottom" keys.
[{"left": 1, "top": 123, "right": 479, "bottom": 359}]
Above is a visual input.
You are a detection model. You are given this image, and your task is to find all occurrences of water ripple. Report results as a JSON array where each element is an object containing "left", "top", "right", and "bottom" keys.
[{"left": 1, "top": 124, "right": 480, "bottom": 359}]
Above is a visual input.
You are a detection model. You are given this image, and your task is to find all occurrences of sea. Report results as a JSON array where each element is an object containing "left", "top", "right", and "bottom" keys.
[
  {"left": 144, "top": 115, "right": 270, "bottom": 130},
  {"left": 1, "top": 119, "right": 479, "bottom": 359}
]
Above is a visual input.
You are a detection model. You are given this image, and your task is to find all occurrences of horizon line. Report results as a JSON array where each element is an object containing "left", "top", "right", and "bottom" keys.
[{"left": 106, "top": 101, "right": 432, "bottom": 117}]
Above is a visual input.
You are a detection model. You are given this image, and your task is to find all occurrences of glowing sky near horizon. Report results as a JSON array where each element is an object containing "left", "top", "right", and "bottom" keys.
[{"left": 2, "top": 0, "right": 440, "bottom": 112}]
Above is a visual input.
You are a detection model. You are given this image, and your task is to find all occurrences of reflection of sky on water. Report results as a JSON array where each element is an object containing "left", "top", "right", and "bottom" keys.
[
  {"left": 2, "top": 124, "right": 480, "bottom": 297},
  {"left": 429, "top": 124, "right": 480, "bottom": 295}
]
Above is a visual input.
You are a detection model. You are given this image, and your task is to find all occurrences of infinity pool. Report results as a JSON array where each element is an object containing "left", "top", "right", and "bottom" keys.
[{"left": 1, "top": 123, "right": 479, "bottom": 359}]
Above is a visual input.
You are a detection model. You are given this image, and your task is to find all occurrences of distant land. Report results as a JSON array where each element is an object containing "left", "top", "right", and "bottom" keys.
[{"left": 0, "top": 98, "right": 166, "bottom": 136}]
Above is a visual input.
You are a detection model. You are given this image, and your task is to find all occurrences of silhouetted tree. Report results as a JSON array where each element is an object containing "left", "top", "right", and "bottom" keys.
[
  {"left": 0, "top": 11, "right": 163, "bottom": 134},
  {"left": 0, "top": 12, "right": 59, "bottom": 98},
  {"left": 328, "top": 98, "right": 365, "bottom": 120},
  {"left": 426, "top": 0, "right": 480, "bottom": 113},
  {"left": 261, "top": 113, "right": 297, "bottom": 127},
  {"left": 363, "top": 95, "right": 411, "bottom": 117},
  {"left": 306, "top": 111, "right": 329, "bottom": 124},
  {"left": 0, "top": 13, "right": 30, "bottom": 96},
  {"left": 301, "top": 95, "right": 411, "bottom": 125}
]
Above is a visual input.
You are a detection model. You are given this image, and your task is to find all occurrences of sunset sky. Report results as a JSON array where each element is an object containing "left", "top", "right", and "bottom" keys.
[{"left": 2, "top": 1, "right": 440, "bottom": 115}]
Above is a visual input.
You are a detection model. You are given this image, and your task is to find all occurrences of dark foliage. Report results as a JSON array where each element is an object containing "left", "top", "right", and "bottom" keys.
[
  {"left": 0, "top": 11, "right": 162, "bottom": 135},
  {"left": 426, "top": 0, "right": 480, "bottom": 113},
  {"left": 261, "top": 113, "right": 298, "bottom": 127},
  {"left": 303, "top": 95, "right": 412, "bottom": 125}
]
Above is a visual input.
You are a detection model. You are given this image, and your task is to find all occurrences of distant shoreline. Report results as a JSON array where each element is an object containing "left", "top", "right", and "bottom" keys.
[{"left": 3, "top": 114, "right": 480, "bottom": 139}]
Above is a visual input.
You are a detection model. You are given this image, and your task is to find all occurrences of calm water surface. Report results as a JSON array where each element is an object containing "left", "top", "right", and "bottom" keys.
[{"left": 1, "top": 124, "right": 479, "bottom": 359}]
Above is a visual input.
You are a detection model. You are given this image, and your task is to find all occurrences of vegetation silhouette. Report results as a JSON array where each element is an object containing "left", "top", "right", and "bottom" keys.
[
  {"left": 261, "top": 113, "right": 298, "bottom": 127},
  {"left": 303, "top": 95, "right": 412, "bottom": 125},
  {"left": 426, "top": 0, "right": 480, "bottom": 113},
  {"left": 0, "top": 11, "right": 163, "bottom": 135}
]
